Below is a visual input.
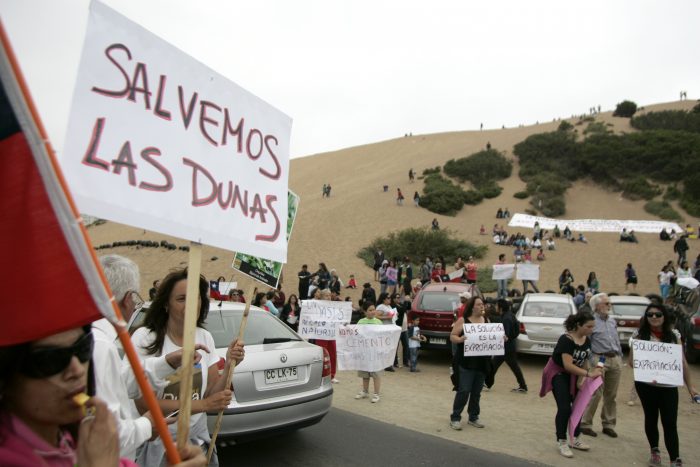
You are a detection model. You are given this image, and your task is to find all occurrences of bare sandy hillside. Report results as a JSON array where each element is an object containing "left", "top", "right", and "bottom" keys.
[{"left": 87, "top": 99, "right": 699, "bottom": 302}]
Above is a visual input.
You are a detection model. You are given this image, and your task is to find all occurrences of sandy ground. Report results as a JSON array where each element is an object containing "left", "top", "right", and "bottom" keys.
[
  {"left": 331, "top": 349, "right": 700, "bottom": 466},
  {"left": 85, "top": 99, "right": 700, "bottom": 466}
]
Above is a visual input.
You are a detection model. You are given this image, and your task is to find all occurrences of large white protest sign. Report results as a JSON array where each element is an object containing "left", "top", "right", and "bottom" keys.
[
  {"left": 337, "top": 324, "right": 402, "bottom": 372},
  {"left": 463, "top": 323, "right": 505, "bottom": 356},
  {"left": 631, "top": 339, "right": 684, "bottom": 386},
  {"left": 298, "top": 300, "right": 352, "bottom": 340},
  {"left": 508, "top": 213, "right": 681, "bottom": 234},
  {"left": 492, "top": 264, "right": 515, "bottom": 280},
  {"left": 62, "top": 1, "right": 291, "bottom": 262},
  {"left": 516, "top": 263, "right": 540, "bottom": 281}
]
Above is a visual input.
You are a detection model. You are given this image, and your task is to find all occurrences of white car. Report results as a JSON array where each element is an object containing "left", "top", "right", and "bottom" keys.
[
  {"left": 131, "top": 301, "right": 333, "bottom": 442},
  {"left": 609, "top": 295, "right": 650, "bottom": 348},
  {"left": 515, "top": 293, "right": 577, "bottom": 355}
]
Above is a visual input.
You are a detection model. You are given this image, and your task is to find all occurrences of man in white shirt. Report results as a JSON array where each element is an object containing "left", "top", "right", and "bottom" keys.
[{"left": 94, "top": 254, "right": 204, "bottom": 460}]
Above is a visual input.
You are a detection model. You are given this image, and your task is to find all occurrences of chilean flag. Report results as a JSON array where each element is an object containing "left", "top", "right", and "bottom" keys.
[{"left": 0, "top": 24, "right": 114, "bottom": 345}]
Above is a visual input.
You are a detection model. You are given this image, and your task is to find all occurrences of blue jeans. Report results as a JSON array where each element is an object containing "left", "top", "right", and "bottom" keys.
[
  {"left": 497, "top": 279, "right": 507, "bottom": 299},
  {"left": 660, "top": 284, "right": 670, "bottom": 299},
  {"left": 450, "top": 368, "right": 485, "bottom": 422},
  {"left": 409, "top": 347, "right": 419, "bottom": 370}
]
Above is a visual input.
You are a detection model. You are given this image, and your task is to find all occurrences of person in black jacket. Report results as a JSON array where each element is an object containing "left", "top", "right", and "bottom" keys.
[
  {"left": 297, "top": 264, "right": 311, "bottom": 300},
  {"left": 361, "top": 282, "right": 377, "bottom": 307},
  {"left": 485, "top": 299, "right": 528, "bottom": 392}
]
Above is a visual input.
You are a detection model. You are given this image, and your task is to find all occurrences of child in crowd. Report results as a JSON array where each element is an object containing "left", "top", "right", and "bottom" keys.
[
  {"left": 408, "top": 316, "right": 427, "bottom": 372},
  {"left": 346, "top": 274, "right": 357, "bottom": 289},
  {"left": 355, "top": 302, "right": 383, "bottom": 403}
]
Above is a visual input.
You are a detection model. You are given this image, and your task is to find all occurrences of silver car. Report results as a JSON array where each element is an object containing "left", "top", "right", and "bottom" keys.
[
  {"left": 609, "top": 295, "right": 650, "bottom": 348},
  {"left": 130, "top": 302, "right": 333, "bottom": 442},
  {"left": 515, "top": 293, "right": 577, "bottom": 355}
]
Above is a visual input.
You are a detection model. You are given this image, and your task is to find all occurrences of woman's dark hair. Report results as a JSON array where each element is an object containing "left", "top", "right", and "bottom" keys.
[
  {"left": 463, "top": 296, "right": 484, "bottom": 319},
  {"left": 587, "top": 271, "right": 596, "bottom": 287},
  {"left": 266, "top": 290, "right": 275, "bottom": 300},
  {"left": 361, "top": 300, "right": 376, "bottom": 311},
  {"left": 286, "top": 294, "right": 298, "bottom": 305},
  {"left": 637, "top": 304, "right": 676, "bottom": 343},
  {"left": 253, "top": 292, "right": 266, "bottom": 307},
  {"left": 318, "top": 262, "right": 328, "bottom": 272},
  {"left": 141, "top": 269, "right": 210, "bottom": 356},
  {"left": 377, "top": 292, "right": 390, "bottom": 304},
  {"left": 497, "top": 299, "right": 511, "bottom": 313},
  {"left": 564, "top": 310, "right": 594, "bottom": 331}
]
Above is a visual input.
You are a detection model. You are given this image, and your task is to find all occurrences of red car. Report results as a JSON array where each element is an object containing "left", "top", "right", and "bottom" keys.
[{"left": 408, "top": 282, "right": 473, "bottom": 350}]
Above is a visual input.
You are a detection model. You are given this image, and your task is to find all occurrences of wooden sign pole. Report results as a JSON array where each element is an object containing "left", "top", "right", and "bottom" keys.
[{"left": 175, "top": 242, "right": 202, "bottom": 450}]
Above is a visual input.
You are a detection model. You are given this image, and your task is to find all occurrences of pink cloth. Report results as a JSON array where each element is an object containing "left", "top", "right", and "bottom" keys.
[
  {"left": 568, "top": 376, "right": 603, "bottom": 444},
  {"left": 539, "top": 357, "right": 576, "bottom": 398}
]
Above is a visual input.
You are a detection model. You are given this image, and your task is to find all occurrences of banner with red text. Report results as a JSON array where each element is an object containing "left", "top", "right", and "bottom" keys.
[{"left": 61, "top": 1, "right": 291, "bottom": 262}]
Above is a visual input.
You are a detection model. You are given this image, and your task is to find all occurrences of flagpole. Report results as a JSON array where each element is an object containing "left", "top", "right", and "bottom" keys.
[{"left": 0, "top": 20, "right": 182, "bottom": 465}]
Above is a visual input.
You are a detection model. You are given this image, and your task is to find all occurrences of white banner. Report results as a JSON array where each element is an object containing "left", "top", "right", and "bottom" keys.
[
  {"left": 337, "top": 324, "right": 402, "bottom": 372},
  {"left": 298, "top": 300, "right": 352, "bottom": 340},
  {"left": 516, "top": 263, "right": 540, "bottom": 281},
  {"left": 492, "top": 264, "right": 515, "bottom": 280},
  {"left": 61, "top": 1, "right": 291, "bottom": 262},
  {"left": 463, "top": 323, "right": 505, "bottom": 356},
  {"left": 508, "top": 213, "right": 682, "bottom": 234},
  {"left": 449, "top": 268, "right": 464, "bottom": 281},
  {"left": 631, "top": 339, "right": 684, "bottom": 386}
]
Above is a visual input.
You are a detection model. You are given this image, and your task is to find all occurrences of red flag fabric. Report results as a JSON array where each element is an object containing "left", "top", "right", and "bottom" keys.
[{"left": 0, "top": 41, "right": 101, "bottom": 345}]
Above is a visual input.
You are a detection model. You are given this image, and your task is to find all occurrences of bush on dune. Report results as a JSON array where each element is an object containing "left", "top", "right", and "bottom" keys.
[
  {"left": 644, "top": 200, "right": 683, "bottom": 222},
  {"left": 357, "top": 227, "right": 488, "bottom": 270},
  {"left": 420, "top": 174, "right": 467, "bottom": 215},
  {"left": 613, "top": 100, "right": 637, "bottom": 118},
  {"left": 621, "top": 176, "right": 661, "bottom": 200}
]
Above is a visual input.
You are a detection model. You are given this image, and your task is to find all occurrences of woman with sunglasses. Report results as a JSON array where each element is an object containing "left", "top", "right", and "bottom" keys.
[
  {"left": 131, "top": 269, "right": 245, "bottom": 466},
  {"left": 0, "top": 326, "right": 125, "bottom": 465},
  {"left": 628, "top": 304, "right": 698, "bottom": 467}
]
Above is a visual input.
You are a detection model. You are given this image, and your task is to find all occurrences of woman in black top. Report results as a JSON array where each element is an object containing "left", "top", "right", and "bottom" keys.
[
  {"left": 280, "top": 294, "right": 300, "bottom": 332},
  {"left": 449, "top": 297, "right": 491, "bottom": 430},
  {"left": 549, "top": 311, "right": 602, "bottom": 458}
]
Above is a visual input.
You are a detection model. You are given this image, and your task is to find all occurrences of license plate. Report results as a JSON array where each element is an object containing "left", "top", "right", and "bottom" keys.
[
  {"left": 535, "top": 344, "right": 554, "bottom": 351},
  {"left": 264, "top": 367, "right": 298, "bottom": 384},
  {"left": 430, "top": 337, "right": 447, "bottom": 345}
]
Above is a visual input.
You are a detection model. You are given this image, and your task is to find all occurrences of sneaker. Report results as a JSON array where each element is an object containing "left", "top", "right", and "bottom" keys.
[
  {"left": 670, "top": 459, "right": 683, "bottom": 467},
  {"left": 354, "top": 390, "right": 368, "bottom": 400},
  {"left": 449, "top": 420, "right": 462, "bottom": 430},
  {"left": 331, "top": 378, "right": 340, "bottom": 384},
  {"left": 482, "top": 385, "right": 491, "bottom": 392},
  {"left": 467, "top": 419, "right": 485, "bottom": 428},
  {"left": 371, "top": 393, "right": 380, "bottom": 403},
  {"left": 511, "top": 387, "right": 528, "bottom": 393},
  {"left": 648, "top": 448, "right": 661, "bottom": 467},
  {"left": 558, "top": 440, "right": 574, "bottom": 458},
  {"left": 570, "top": 437, "right": 590, "bottom": 451}
]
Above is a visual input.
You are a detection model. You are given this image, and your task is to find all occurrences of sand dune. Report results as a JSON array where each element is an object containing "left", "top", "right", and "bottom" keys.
[{"left": 87, "top": 100, "right": 699, "bottom": 301}]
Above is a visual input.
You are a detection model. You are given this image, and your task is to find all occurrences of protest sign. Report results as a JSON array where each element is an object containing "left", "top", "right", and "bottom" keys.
[
  {"left": 336, "top": 324, "right": 402, "bottom": 372},
  {"left": 448, "top": 268, "right": 465, "bottom": 282},
  {"left": 298, "top": 300, "right": 352, "bottom": 340},
  {"left": 463, "top": 323, "right": 505, "bottom": 356},
  {"left": 232, "top": 191, "right": 299, "bottom": 287},
  {"left": 508, "top": 213, "right": 681, "bottom": 234},
  {"left": 61, "top": 1, "right": 291, "bottom": 262},
  {"left": 516, "top": 263, "right": 540, "bottom": 281},
  {"left": 492, "top": 264, "right": 515, "bottom": 280},
  {"left": 569, "top": 376, "right": 603, "bottom": 444},
  {"left": 631, "top": 339, "right": 684, "bottom": 386}
]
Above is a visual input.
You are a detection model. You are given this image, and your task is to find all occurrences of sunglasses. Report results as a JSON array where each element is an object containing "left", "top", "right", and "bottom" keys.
[
  {"left": 21, "top": 332, "right": 94, "bottom": 378},
  {"left": 646, "top": 312, "right": 664, "bottom": 318}
]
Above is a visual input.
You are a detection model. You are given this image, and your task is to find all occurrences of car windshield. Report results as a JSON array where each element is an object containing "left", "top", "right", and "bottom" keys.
[
  {"left": 204, "top": 310, "right": 300, "bottom": 347},
  {"left": 611, "top": 303, "right": 647, "bottom": 318},
  {"left": 522, "top": 302, "right": 572, "bottom": 318},
  {"left": 419, "top": 292, "right": 460, "bottom": 312}
]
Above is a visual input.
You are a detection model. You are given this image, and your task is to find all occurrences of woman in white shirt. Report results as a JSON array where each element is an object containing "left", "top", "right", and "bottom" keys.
[{"left": 131, "top": 269, "right": 244, "bottom": 466}]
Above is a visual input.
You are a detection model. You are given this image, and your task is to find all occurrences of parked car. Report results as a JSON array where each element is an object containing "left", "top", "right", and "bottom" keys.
[
  {"left": 675, "top": 287, "right": 700, "bottom": 363},
  {"left": 609, "top": 295, "right": 650, "bottom": 348},
  {"left": 129, "top": 301, "right": 334, "bottom": 442},
  {"left": 408, "top": 282, "right": 474, "bottom": 350},
  {"left": 515, "top": 293, "right": 577, "bottom": 355}
]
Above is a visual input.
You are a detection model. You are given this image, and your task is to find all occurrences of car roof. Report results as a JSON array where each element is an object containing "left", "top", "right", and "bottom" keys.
[
  {"left": 609, "top": 295, "right": 651, "bottom": 305},
  {"left": 419, "top": 283, "right": 472, "bottom": 293},
  {"left": 521, "top": 293, "right": 575, "bottom": 304},
  {"left": 207, "top": 301, "right": 267, "bottom": 313}
]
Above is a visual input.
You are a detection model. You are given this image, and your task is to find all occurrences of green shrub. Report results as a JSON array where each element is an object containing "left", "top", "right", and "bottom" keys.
[
  {"left": 357, "top": 227, "right": 488, "bottom": 269},
  {"left": 423, "top": 166, "right": 441, "bottom": 176},
  {"left": 558, "top": 120, "right": 574, "bottom": 132},
  {"left": 680, "top": 197, "right": 700, "bottom": 217},
  {"left": 525, "top": 175, "right": 569, "bottom": 196},
  {"left": 531, "top": 194, "right": 566, "bottom": 217},
  {"left": 621, "top": 176, "right": 661, "bottom": 200},
  {"left": 477, "top": 180, "right": 503, "bottom": 199},
  {"left": 664, "top": 185, "right": 681, "bottom": 201},
  {"left": 644, "top": 200, "right": 683, "bottom": 222},
  {"left": 463, "top": 190, "right": 484, "bottom": 205},
  {"left": 420, "top": 174, "right": 467, "bottom": 215},
  {"left": 513, "top": 191, "right": 529, "bottom": 199},
  {"left": 583, "top": 121, "right": 612, "bottom": 136},
  {"left": 631, "top": 110, "right": 700, "bottom": 133},
  {"left": 476, "top": 267, "right": 499, "bottom": 293},
  {"left": 613, "top": 100, "right": 637, "bottom": 118},
  {"left": 443, "top": 149, "right": 512, "bottom": 184}
]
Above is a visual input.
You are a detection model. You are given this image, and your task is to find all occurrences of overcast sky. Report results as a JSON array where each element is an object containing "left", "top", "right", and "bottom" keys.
[{"left": 1, "top": 0, "right": 699, "bottom": 159}]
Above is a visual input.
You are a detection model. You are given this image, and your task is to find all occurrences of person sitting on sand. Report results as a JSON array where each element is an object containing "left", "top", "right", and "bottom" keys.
[
  {"left": 496, "top": 208, "right": 503, "bottom": 218},
  {"left": 537, "top": 248, "right": 546, "bottom": 261},
  {"left": 432, "top": 218, "right": 440, "bottom": 231},
  {"left": 660, "top": 228, "right": 671, "bottom": 241},
  {"left": 578, "top": 233, "right": 588, "bottom": 243},
  {"left": 546, "top": 237, "right": 556, "bottom": 251},
  {"left": 563, "top": 226, "right": 572, "bottom": 240},
  {"left": 553, "top": 225, "right": 561, "bottom": 238},
  {"left": 493, "top": 233, "right": 501, "bottom": 244},
  {"left": 480, "top": 224, "right": 486, "bottom": 235}
]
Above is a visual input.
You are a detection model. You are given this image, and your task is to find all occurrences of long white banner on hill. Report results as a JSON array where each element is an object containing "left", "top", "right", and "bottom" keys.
[
  {"left": 61, "top": 1, "right": 291, "bottom": 262},
  {"left": 508, "top": 214, "right": 682, "bottom": 234}
]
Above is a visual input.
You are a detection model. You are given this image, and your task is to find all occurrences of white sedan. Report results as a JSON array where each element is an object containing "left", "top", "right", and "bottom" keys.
[{"left": 515, "top": 293, "right": 577, "bottom": 355}]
